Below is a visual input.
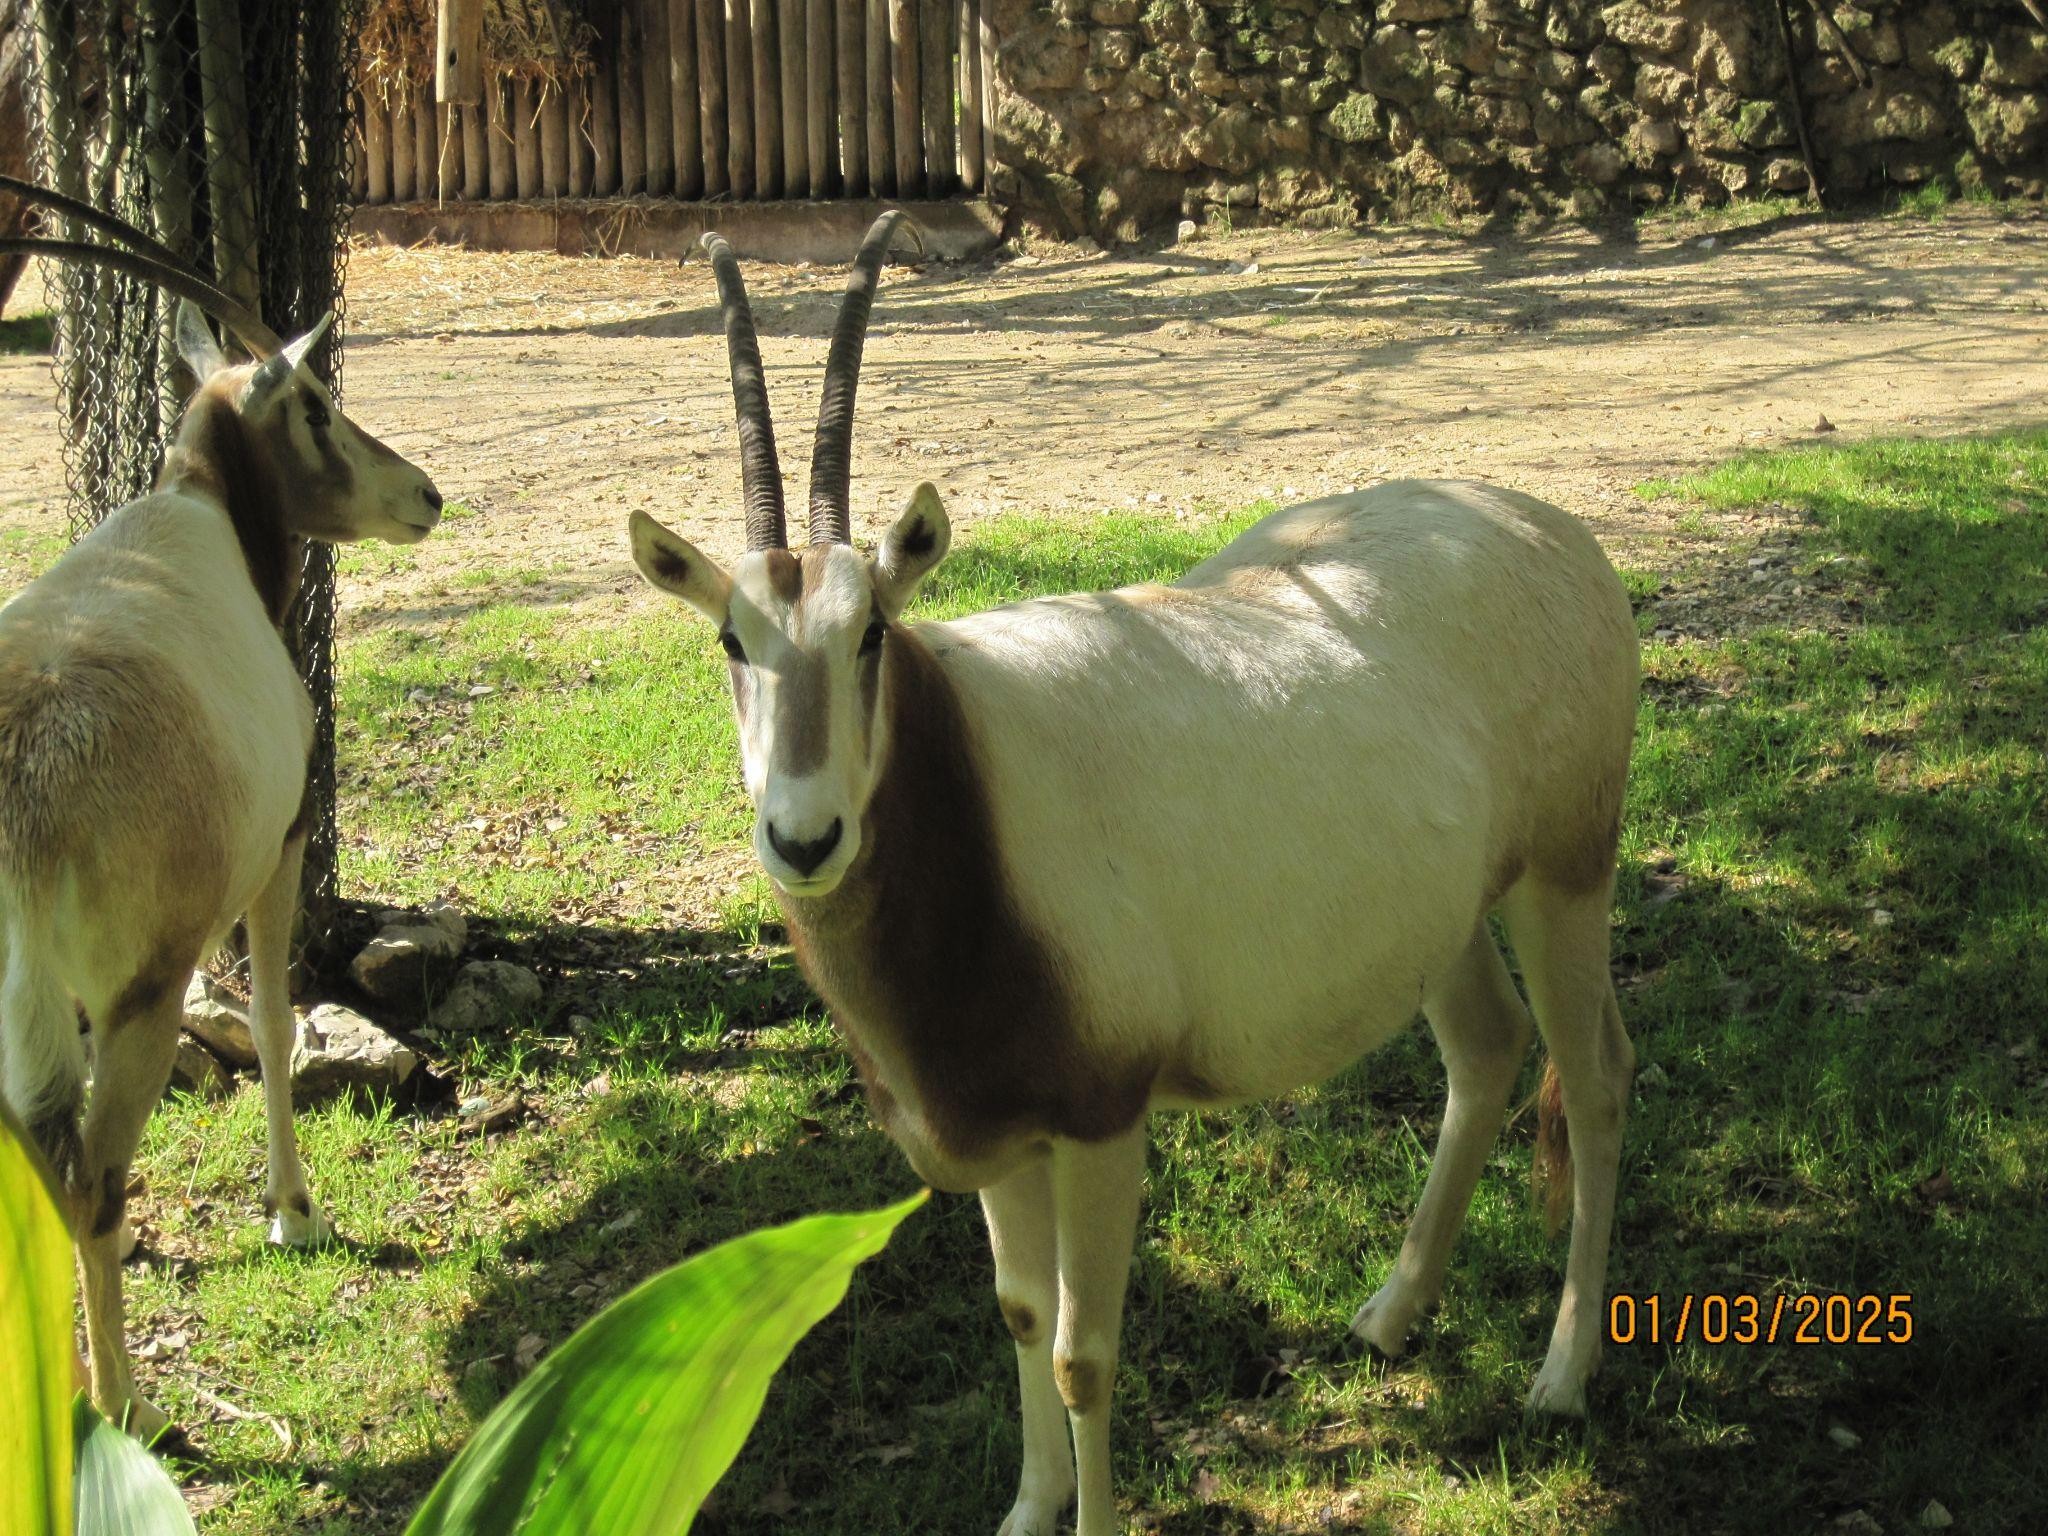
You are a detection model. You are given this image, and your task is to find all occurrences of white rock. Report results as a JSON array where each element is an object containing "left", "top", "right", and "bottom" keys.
[
  {"left": 1827, "top": 1423, "right": 1862, "bottom": 1451},
  {"left": 167, "top": 1035, "right": 233, "bottom": 1100},
  {"left": 1175, "top": 218, "right": 1198, "bottom": 243},
  {"left": 1635, "top": 1063, "right": 1670, "bottom": 1092},
  {"left": 431, "top": 960, "right": 544, "bottom": 1036},
  {"left": 182, "top": 972, "right": 257, "bottom": 1068},
  {"left": 1918, "top": 1501, "right": 1953, "bottom": 1530},
  {"left": 290, "top": 1003, "right": 418, "bottom": 1099},
  {"left": 351, "top": 904, "right": 467, "bottom": 1010}
]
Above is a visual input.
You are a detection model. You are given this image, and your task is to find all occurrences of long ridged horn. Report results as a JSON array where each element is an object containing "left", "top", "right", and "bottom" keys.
[
  {"left": 806, "top": 211, "right": 923, "bottom": 547},
  {"left": 700, "top": 231, "right": 787, "bottom": 551},
  {"left": 0, "top": 237, "right": 284, "bottom": 358}
]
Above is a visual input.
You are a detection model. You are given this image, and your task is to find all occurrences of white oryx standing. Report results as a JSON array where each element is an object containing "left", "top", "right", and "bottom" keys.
[
  {"left": 629, "top": 215, "right": 1640, "bottom": 1536},
  {"left": 0, "top": 188, "right": 442, "bottom": 1437}
]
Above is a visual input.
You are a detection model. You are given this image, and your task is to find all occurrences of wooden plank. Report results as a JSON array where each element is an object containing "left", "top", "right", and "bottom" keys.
[
  {"left": 865, "top": 0, "right": 892, "bottom": 195},
  {"left": 779, "top": 0, "right": 807, "bottom": 193},
  {"left": 751, "top": 0, "right": 781, "bottom": 194},
  {"left": 364, "top": 92, "right": 391, "bottom": 204},
  {"left": 696, "top": 0, "right": 729, "bottom": 196},
  {"left": 807, "top": 0, "right": 834, "bottom": 197},
  {"left": 727, "top": 0, "right": 755, "bottom": 196},
  {"left": 670, "top": 0, "right": 703, "bottom": 198},
  {"left": 890, "top": 0, "right": 921, "bottom": 195},
  {"left": 568, "top": 77, "right": 593, "bottom": 196},
  {"left": 957, "top": 0, "right": 980, "bottom": 189},
  {"left": 618, "top": 7, "right": 648, "bottom": 193},
  {"left": 437, "top": 104, "right": 462, "bottom": 201},
  {"left": 415, "top": 88, "right": 439, "bottom": 201},
  {"left": 641, "top": 0, "right": 676, "bottom": 194},
  {"left": 436, "top": 0, "right": 485, "bottom": 105},
  {"left": 919, "top": 0, "right": 950, "bottom": 195},
  {"left": 350, "top": 105, "right": 369, "bottom": 202},
  {"left": 486, "top": 71, "right": 516, "bottom": 198},
  {"left": 461, "top": 103, "right": 487, "bottom": 199},
  {"left": 539, "top": 81, "right": 568, "bottom": 196},
  {"left": 391, "top": 92, "right": 417, "bottom": 201},
  {"left": 592, "top": 54, "right": 620, "bottom": 194},
  {"left": 837, "top": 0, "right": 865, "bottom": 194},
  {"left": 512, "top": 76, "right": 541, "bottom": 199}
]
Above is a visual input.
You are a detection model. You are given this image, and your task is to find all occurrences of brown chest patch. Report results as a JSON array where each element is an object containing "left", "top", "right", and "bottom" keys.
[
  {"left": 160, "top": 385, "right": 299, "bottom": 627},
  {"left": 784, "top": 625, "right": 1152, "bottom": 1165}
]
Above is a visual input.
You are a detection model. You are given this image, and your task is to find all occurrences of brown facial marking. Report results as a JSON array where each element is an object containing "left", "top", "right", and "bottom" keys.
[
  {"left": 781, "top": 625, "right": 1153, "bottom": 1169},
  {"left": 762, "top": 549, "right": 804, "bottom": 605},
  {"left": 160, "top": 382, "right": 299, "bottom": 627},
  {"left": 1054, "top": 1355, "right": 1105, "bottom": 1415},
  {"left": 89, "top": 1165, "right": 125, "bottom": 1238},
  {"left": 770, "top": 652, "right": 831, "bottom": 776},
  {"left": 1000, "top": 1299, "right": 1041, "bottom": 1346}
]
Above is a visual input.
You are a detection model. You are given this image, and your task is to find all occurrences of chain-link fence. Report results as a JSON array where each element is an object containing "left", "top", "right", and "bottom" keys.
[{"left": 22, "top": 0, "right": 358, "bottom": 969}]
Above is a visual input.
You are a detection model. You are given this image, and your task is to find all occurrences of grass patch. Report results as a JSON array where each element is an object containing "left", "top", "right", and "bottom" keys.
[
  {"left": 105, "top": 450, "right": 2048, "bottom": 1532},
  {"left": 0, "top": 308, "right": 55, "bottom": 354}
]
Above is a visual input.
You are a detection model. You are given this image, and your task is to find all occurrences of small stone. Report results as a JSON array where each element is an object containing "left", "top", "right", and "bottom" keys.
[
  {"left": 1918, "top": 1500, "right": 1953, "bottom": 1529},
  {"left": 431, "top": 960, "right": 544, "bottom": 1036},
  {"left": 1828, "top": 1423, "right": 1862, "bottom": 1451},
  {"left": 1175, "top": 218, "right": 1198, "bottom": 243},
  {"left": 351, "top": 905, "right": 467, "bottom": 1013},
  {"left": 1814, "top": 414, "right": 1836, "bottom": 433},
  {"left": 1635, "top": 1063, "right": 1670, "bottom": 1092},
  {"left": 168, "top": 1035, "right": 233, "bottom": 1100},
  {"left": 182, "top": 972, "right": 257, "bottom": 1068},
  {"left": 1834, "top": 1514, "right": 1882, "bottom": 1536},
  {"left": 1871, "top": 909, "right": 1894, "bottom": 928},
  {"left": 290, "top": 1003, "right": 418, "bottom": 1100}
]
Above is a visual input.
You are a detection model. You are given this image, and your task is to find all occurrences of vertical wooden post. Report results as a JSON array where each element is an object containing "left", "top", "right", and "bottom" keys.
[
  {"left": 641, "top": 0, "right": 676, "bottom": 194},
  {"left": 364, "top": 91, "right": 392, "bottom": 203},
  {"left": 920, "top": 0, "right": 951, "bottom": 195},
  {"left": 592, "top": 54, "right": 621, "bottom": 194},
  {"left": 978, "top": 0, "right": 996, "bottom": 189},
  {"left": 727, "top": 0, "right": 756, "bottom": 195},
  {"left": 461, "top": 102, "right": 488, "bottom": 198},
  {"left": 415, "top": 89, "right": 440, "bottom": 201},
  {"left": 836, "top": 0, "right": 865, "bottom": 194},
  {"left": 670, "top": 0, "right": 703, "bottom": 198},
  {"left": 696, "top": 0, "right": 729, "bottom": 196},
  {"left": 807, "top": 0, "right": 835, "bottom": 196},
  {"left": 865, "top": 0, "right": 892, "bottom": 195},
  {"left": 957, "top": 0, "right": 980, "bottom": 189},
  {"left": 618, "top": 9, "right": 648, "bottom": 193},
  {"left": 890, "top": 0, "right": 921, "bottom": 195},
  {"left": 568, "top": 76, "right": 593, "bottom": 196},
  {"left": 436, "top": 0, "right": 486, "bottom": 105},
  {"left": 391, "top": 91, "right": 417, "bottom": 201},
  {"left": 350, "top": 109, "right": 369, "bottom": 202},
  {"left": 513, "top": 76, "right": 542, "bottom": 198},
  {"left": 194, "top": 0, "right": 264, "bottom": 305},
  {"left": 752, "top": 0, "right": 781, "bottom": 193},
  {"left": 437, "top": 104, "right": 462, "bottom": 200},
  {"left": 486, "top": 70, "right": 517, "bottom": 198},
  {"left": 539, "top": 81, "right": 568, "bottom": 196},
  {"left": 779, "top": 0, "right": 807, "bottom": 193}
]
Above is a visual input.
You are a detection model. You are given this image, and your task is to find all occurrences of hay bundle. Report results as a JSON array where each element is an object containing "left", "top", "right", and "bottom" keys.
[{"left": 361, "top": 0, "right": 600, "bottom": 102}]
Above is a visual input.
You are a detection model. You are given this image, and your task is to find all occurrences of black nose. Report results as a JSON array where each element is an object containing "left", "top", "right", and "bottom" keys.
[
  {"left": 422, "top": 486, "right": 444, "bottom": 512},
  {"left": 768, "top": 818, "right": 842, "bottom": 877}
]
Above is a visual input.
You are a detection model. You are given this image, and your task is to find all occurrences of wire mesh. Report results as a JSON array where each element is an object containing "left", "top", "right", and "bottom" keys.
[{"left": 23, "top": 0, "right": 360, "bottom": 970}]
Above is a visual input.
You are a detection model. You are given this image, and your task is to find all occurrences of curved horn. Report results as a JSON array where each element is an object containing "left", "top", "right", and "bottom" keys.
[
  {"left": 0, "top": 174, "right": 197, "bottom": 276},
  {"left": 699, "top": 231, "right": 787, "bottom": 551},
  {"left": 806, "top": 211, "right": 923, "bottom": 547},
  {"left": 0, "top": 237, "right": 284, "bottom": 359}
]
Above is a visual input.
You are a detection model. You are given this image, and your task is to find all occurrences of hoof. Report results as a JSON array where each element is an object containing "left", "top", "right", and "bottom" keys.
[
  {"left": 268, "top": 1197, "right": 333, "bottom": 1248},
  {"left": 996, "top": 1499, "right": 1069, "bottom": 1536},
  {"left": 1525, "top": 1366, "right": 1590, "bottom": 1419},
  {"left": 1349, "top": 1285, "right": 1419, "bottom": 1360},
  {"left": 112, "top": 1392, "right": 171, "bottom": 1441}
]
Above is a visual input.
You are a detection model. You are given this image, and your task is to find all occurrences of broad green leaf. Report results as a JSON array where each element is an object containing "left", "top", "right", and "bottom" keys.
[
  {"left": 407, "top": 1190, "right": 929, "bottom": 1536},
  {"left": 1, "top": 1104, "right": 73, "bottom": 1536},
  {"left": 71, "top": 1397, "right": 195, "bottom": 1536}
]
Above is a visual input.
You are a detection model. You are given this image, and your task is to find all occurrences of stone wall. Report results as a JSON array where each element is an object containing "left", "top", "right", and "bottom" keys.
[{"left": 984, "top": 0, "right": 2048, "bottom": 238}]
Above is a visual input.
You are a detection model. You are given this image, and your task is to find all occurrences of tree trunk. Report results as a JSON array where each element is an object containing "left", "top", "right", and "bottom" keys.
[{"left": 194, "top": 0, "right": 263, "bottom": 306}]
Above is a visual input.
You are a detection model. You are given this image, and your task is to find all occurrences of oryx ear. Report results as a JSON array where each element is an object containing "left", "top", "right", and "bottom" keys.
[
  {"left": 175, "top": 300, "right": 227, "bottom": 382},
  {"left": 280, "top": 311, "right": 335, "bottom": 374},
  {"left": 629, "top": 511, "right": 732, "bottom": 623},
  {"left": 873, "top": 482, "right": 950, "bottom": 618},
  {"left": 244, "top": 311, "right": 335, "bottom": 406}
]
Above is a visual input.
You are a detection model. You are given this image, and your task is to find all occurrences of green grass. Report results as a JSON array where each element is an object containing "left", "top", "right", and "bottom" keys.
[
  {"left": 0, "top": 308, "right": 55, "bottom": 354},
  {"left": 108, "top": 444, "right": 2048, "bottom": 1533}
]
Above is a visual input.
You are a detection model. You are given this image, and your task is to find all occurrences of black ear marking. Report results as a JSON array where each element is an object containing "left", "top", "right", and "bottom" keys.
[
  {"left": 897, "top": 516, "right": 937, "bottom": 560},
  {"left": 649, "top": 545, "right": 691, "bottom": 586}
]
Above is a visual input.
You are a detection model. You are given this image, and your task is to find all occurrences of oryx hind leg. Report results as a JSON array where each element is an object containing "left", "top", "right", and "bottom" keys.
[
  {"left": 1500, "top": 875, "right": 1632, "bottom": 1417},
  {"left": 1353, "top": 919, "right": 1533, "bottom": 1358},
  {"left": 246, "top": 832, "right": 330, "bottom": 1247}
]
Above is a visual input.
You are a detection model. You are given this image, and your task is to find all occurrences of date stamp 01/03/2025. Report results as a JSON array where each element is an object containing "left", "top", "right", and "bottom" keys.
[{"left": 1606, "top": 1292, "right": 1918, "bottom": 1347}]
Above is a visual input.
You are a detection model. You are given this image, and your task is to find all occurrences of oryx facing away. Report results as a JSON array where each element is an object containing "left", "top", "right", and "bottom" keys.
[
  {"left": 630, "top": 215, "right": 1640, "bottom": 1536},
  {"left": 0, "top": 199, "right": 442, "bottom": 1436}
]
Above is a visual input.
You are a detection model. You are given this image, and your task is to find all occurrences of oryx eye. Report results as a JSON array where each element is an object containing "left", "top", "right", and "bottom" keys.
[
  {"left": 719, "top": 629, "right": 747, "bottom": 664},
  {"left": 305, "top": 397, "right": 330, "bottom": 431},
  {"left": 859, "top": 619, "right": 885, "bottom": 656}
]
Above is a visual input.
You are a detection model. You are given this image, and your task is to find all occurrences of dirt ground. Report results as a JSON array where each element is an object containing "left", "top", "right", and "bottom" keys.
[{"left": 3, "top": 203, "right": 2045, "bottom": 633}]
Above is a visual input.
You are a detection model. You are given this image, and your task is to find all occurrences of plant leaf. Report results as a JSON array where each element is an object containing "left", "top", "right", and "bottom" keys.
[
  {"left": 71, "top": 1396, "right": 195, "bottom": 1536},
  {"left": 0, "top": 1104, "right": 74, "bottom": 1536},
  {"left": 406, "top": 1189, "right": 929, "bottom": 1536}
]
